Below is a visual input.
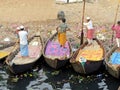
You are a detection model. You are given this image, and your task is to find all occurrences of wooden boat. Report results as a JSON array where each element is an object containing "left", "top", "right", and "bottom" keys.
[
  {"left": 0, "top": 42, "right": 15, "bottom": 50},
  {"left": 105, "top": 45, "right": 120, "bottom": 79},
  {"left": 5, "top": 35, "right": 43, "bottom": 74},
  {"left": 43, "top": 32, "right": 73, "bottom": 69},
  {"left": 70, "top": 38, "right": 105, "bottom": 74},
  {"left": 0, "top": 42, "right": 15, "bottom": 62},
  {"left": 0, "top": 46, "right": 14, "bottom": 62}
]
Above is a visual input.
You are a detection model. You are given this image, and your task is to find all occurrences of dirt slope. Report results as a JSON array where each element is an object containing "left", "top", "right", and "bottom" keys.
[
  {"left": 0, "top": 0, "right": 119, "bottom": 24},
  {"left": 0, "top": 0, "right": 57, "bottom": 23}
]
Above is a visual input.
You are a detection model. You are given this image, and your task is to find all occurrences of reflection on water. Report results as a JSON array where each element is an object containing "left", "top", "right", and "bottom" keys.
[
  {"left": 26, "top": 69, "right": 53, "bottom": 90},
  {"left": 27, "top": 82, "right": 54, "bottom": 90},
  {"left": 0, "top": 59, "right": 120, "bottom": 90},
  {"left": 0, "top": 67, "right": 9, "bottom": 90},
  {"left": 98, "top": 79, "right": 108, "bottom": 90}
]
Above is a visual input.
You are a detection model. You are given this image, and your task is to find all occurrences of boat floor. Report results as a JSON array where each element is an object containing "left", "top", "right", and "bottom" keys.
[
  {"left": 12, "top": 45, "right": 42, "bottom": 65},
  {"left": 76, "top": 40, "right": 104, "bottom": 62},
  {"left": 45, "top": 40, "right": 70, "bottom": 60}
]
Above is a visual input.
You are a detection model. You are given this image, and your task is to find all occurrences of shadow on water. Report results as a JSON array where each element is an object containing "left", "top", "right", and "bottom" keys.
[{"left": 0, "top": 56, "right": 120, "bottom": 90}]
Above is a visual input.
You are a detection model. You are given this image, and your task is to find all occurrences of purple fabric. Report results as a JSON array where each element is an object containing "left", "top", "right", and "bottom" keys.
[{"left": 45, "top": 41, "right": 70, "bottom": 57}]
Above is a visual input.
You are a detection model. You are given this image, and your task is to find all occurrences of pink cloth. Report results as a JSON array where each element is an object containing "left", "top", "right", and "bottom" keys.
[
  {"left": 112, "top": 25, "right": 120, "bottom": 38},
  {"left": 28, "top": 46, "right": 41, "bottom": 58},
  {"left": 87, "top": 29, "right": 94, "bottom": 39},
  {"left": 45, "top": 41, "right": 70, "bottom": 57},
  {"left": 17, "top": 46, "right": 41, "bottom": 58}
]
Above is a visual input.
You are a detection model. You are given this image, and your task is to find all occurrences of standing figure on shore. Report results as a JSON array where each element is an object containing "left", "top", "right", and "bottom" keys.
[
  {"left": 15, "top": 26, "right": 20, "bottom": 43},
  {"left": 84, "top": 17, "right": 94, "bottom": 46},
  {"left": 18, "top": 25, "right": 29, "bottom": 57},
  {"left": 111, "top": 21, "right": 120, "bottom": 48},
  {"left": 56, "top": 18, "right": 70, "bottom": 48},
  {"left": 15, "top": 27, "right": 20, "bottom": 38}
]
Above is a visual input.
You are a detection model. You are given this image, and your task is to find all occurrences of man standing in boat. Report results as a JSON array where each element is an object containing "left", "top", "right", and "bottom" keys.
[
  {"left": 18, "top": 25, "right": 29, "bottom": 58},
  {"left": 84, "top": 17, "right": 94, "bottom": 46},
  {"left": 112, "top": 21, "right": 120, "bottom": 48},
  {"left": 56, "top": 18, "right": 70, "bottom": 48}
]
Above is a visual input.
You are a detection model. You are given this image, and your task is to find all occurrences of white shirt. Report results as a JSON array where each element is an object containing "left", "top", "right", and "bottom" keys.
[
  {"left": 84, "top": 20, "right": 93, "bottom": 30},
  {"left": 18, "top": 30, "right": 28, "bottom": 45}
]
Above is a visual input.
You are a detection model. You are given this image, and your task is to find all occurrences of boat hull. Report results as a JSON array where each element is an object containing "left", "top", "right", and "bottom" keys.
[
  {"left": 43, "top": 32, "right": 72, "bottom": 69},
  {"left": 44, "top": 57, "right": 69, "bottom": 69},
  {"left": 5, "top": 35, "right": 43, "bottom": 74},
  {"left": 71, "top": 60, "right": 103, "bottom": 74},
  {"left": 105, "top": 46, "right": 120, "bottom": 79},
  {"left": 8, "top": 61, "right": 36, "bottom": 74},
  {"left": 70, "top": 38, "right": 105, "bottom": 74}
]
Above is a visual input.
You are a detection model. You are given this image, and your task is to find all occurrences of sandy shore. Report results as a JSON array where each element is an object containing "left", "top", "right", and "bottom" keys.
[
  {"left": 0, "top": 0, "right": 119, "bottom": 23},
  {"left": 0, "top": 0, "right": 119, "bottom": 51},
  {"left": 0, "top": 0, "right": 57, "bottom": 23}
]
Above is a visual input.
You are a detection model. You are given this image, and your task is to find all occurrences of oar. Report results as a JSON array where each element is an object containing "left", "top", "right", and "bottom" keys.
[
  {"left": 80, "top": 0, "right": 86, "bottom": 45},
  {"left": 111, "top": 0, "right": 120, "bottom": 43}
]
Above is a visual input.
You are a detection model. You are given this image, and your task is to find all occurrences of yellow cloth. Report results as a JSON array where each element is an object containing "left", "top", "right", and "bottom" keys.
[
  {"left": 76, "top": 48, "right": 103, "bottom": 61},
  {"left": 58, "top": 32, "right": 66, "bottom": 46},
  {"left": 0, "top": 51, "right": 10, "bottom": 59}
]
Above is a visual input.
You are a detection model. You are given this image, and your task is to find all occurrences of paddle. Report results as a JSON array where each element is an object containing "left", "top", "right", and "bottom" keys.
[
  {"left": 80, "top": 0, "right": 86, "bottom": 45},
  {"left": 111, "top": 0, "right": 120, "bottom": 43}
]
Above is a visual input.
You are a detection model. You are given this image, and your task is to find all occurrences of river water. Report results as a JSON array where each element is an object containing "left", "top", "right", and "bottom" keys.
[{"left": 0, "top": 56, "right": 120, "bottom": 90}]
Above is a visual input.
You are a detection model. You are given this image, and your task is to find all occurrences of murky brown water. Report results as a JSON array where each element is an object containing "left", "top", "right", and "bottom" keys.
[{"left": 0, "top": 56, "right": 119, "bottom": 90}]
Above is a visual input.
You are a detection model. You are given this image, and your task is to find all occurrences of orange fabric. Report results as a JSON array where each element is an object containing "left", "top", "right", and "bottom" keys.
[
  {"left": 76, "top": 48, "right": 103, "bottom": 61},
  {"left": 58, "top": 32, "right": 66, "bottom": 46}
]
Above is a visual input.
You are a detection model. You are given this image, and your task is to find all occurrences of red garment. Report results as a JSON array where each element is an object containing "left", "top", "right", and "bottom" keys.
[
  {"left": 112, "top": 25, "right": 120, "bottom": 38},
  {"left": 87, "top": 29, "right": 94, "bottom": 39}
]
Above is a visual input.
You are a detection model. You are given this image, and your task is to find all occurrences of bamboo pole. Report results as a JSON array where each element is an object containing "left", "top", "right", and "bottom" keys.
[
  {"left": 111, "top": 0, "right": 120, "bottom": 42},
  {"left": 80, "top": 0, "right": 86, "bottom": 45},
  {"left": 114, "top": 3, "right": 119, "bottom": 24},
  {"left": 67, "top": 0, "right": 69, "bottom": 3},
  {"left": 80, "top": 0, "right": 86, "bottom": 73}
]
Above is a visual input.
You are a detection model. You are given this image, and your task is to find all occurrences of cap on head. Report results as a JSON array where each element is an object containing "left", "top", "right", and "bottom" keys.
[
  {"left": 86, "top": 17, "right": 90, "bottom": 20},
  {"left": 19, "top": 25, "right": 24, "bottom": 30}
]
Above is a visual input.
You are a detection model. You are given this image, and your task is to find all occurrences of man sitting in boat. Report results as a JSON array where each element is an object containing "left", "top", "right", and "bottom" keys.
[
  {"left": 18, "top": 25, "right": 29, "bottom": 58},
  {"left": 112, "top": 21, "right": 120, "bottom": 48},
  {"left": 56, "top": 18, "right": 71, "bottom": 48},
  {"left": 84, "top": 17, "right": 94, "bottom": 46}
]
